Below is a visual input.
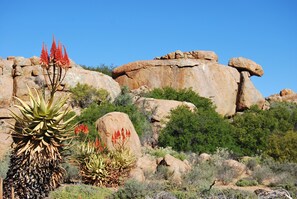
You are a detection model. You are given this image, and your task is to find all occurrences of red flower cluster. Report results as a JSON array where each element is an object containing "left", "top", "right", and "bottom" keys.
[
  {"left": 93, "top": 137, "right": 106, "bottom": 152},
  {"left": 74, "top": 124, "right": 89, "bottom": 135},
  {"left": 40, "top": 36, "right": 70, "bottom": 69},
  {"left": 111, "top": 128, "right": 131, "bottom": 149}
]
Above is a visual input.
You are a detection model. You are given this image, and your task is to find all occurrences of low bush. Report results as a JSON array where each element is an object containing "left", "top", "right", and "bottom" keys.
[
  {"left": 48, "top": 184, "right": 112, "bottom": 199},
  {"left": 80, "top": 64, "right": 115, "bottom": 76},
  {"left": 146, "top": 147, "right": 187, "bottom": 161},
  {"left": 0, "top": 151, "right": 10, "bottom": 179},
  {"left": 70, "top": 83, "right": 109, "bottom": 108},
  {"left": 158, "top": 106, "right": 239, "bottom": 154},
  {"left": 265, "top": 131, "right": 297, "bottom": 163},
  {"left": 111, "top": 180, "right": 150, "bottom": 199},
  {"left": 236, "top": 178, "right": 258, "bottom": 187},
  {"left": 252, "top": 165, "right": 273, "bottom": 184}
]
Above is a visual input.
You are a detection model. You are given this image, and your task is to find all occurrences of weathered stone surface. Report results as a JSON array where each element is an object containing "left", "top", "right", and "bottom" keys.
[
  {"left": 129, "top": 168, "right": 145, "bottom": 182},
  {"left": 95, "top": 112, "right": 142, "bottom": 157},
  {"left": 228, "top": 57, "right": 264, "bottom": 77},
  {"left": 159, "top": 154, "right": 191, "bottom": 183},
  {"left": 63, "top": 66, "right": 121, "bottom": 100},
  {"left": 267, "top": 89, "right": 297, "bottom": 104},
  {"left": 113, "top": 59, "right": 240, "bottom": 116},
  {"left": 29, "top": 56, "right": 40, "bottom": 65},
  {"left": 155, "top": 50, "right": 218, "bottom": 62},
  {"left": 14, "top": 56, "right": 31, "bottom": 66},
  {"left": 0, "top": 75, "right": 14, "bottom": 107},
  {"left": 280, "top": 88, "right": 294, "bottom": 96},
  {"left": 198, "top": 153, "right": 211, "bottom": 162},
  {"left": 136, "top": 154, "right": 158, "bottom": 174},
  {"left": 223, "top": 159, "right": 246, "bottom": 177},
  {"left": 0, "top": 59, "right": 13, "bottom": 75},
  {"left": 236, "top": 71, "right": 265, "bottom": 111}
]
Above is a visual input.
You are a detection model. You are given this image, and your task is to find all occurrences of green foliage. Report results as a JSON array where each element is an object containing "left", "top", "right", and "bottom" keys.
[
  {"left": 80, "top": 64, "right": 115, "bottom": 76},
  {"left": 73, "top": 99, "right": 149, "bottom": 141},
  {"left": 252, "top": 165, "right": 273, "bottom": 184},
  {"left": 145, "top": 87, "right": 215, "bottom": 111},
  {"left": 266, "top": 131, "right": 297, "bottom": 163},
  {"left": 158, "top": 106, "right": 238, "bottom": 154},
  {"left": 236, "top": 178, "right": 258, "bottom": 187},
  {"left": 114, "top": 86, "right": 133, "bottom": 107},
  {"left": 232, "top": 102, "right": 297, "bottom": 157},
  {"left": 111, "top": 180, "right": 149, "bottom": 199},
  {"left": 48, "top": 184, "right": 112, "bottom": 199},
  {"left": 146, "top": 147, "right": 187, "bottom": 161},
  {"left": 0, "top": 151, "right": 10, "bottom": 179},
  {"left": 70, "top": 83, "right": 109, "bottom": 108}
]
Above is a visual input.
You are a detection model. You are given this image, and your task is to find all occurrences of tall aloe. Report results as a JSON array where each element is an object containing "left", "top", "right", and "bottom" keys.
[{"left": 3, "top": 37, "right": 75, "bottom": 199}]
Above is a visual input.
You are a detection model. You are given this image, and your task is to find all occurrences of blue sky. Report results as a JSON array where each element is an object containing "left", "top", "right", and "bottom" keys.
[{"left": 0, "top": 0, "right": 296, "bottom": 97}]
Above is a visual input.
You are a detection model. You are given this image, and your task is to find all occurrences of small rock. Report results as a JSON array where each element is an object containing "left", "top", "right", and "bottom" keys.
[{"left": 228, "top": 57, "right": 264, "bottom": 77}]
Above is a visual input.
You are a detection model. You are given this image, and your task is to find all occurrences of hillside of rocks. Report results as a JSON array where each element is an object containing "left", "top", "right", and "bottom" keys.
[{"left": 113, "top": 50, "right": 265, "bottom": 116}]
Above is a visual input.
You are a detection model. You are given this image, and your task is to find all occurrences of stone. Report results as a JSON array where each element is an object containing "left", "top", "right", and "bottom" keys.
[
  {"left": 198, "top": 153, "right": 211, "bottom": 162},
  {"left": 0, "top": 59, "right": 13, "bottom": 75},
  {"left": 0, "top": 75, "right": 14, "bottom": 107},
  {"left": 154, "top": 50, "right": 218, "bottom": 62},
  {"left": 14, "top": 56, "right": 31, "bottom": 66},
  {"left": 129, "top": 168, "right": 145, "bottom": 182},
  {"left": 223, "top": 159, "right": 246, "bottom": 177},
  {"left": 30, "top": 56, "right": 40, "bottom": 65},
  {"left": 236, "top": 71, "right": 265, "bottom": 111},
  {"left": 191, "top": 50, "right": 218, "bottom": 62},
  {"left": 113, "top": 59, "right": 241, "bottom": 116},
  {"left": 267, "top": 89, "right": 297, "bottom": 104},
  {"left": 159, "top": 154, "right": 191, "bottom": 183},
  {"left": 63, "top": 66, "right": 121, "bottom": 101},
  {"left": 228, "top": 57, "right": 264, "bottom": 77},
  {"left": 136, "top": 154, "right": 158, "bottom": 174},
  {"left": 280, "top": 88, "right": 294, "bottom": 96},
  {"left": 95, "top": 112, "right": 142, "bottom": 157}
]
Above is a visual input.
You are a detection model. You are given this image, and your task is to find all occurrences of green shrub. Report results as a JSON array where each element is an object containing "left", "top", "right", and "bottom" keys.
[
  {"left": 48, "top": 184, "right": 112, "bottom": 199},
  {"left": 114, "top": 86, "right": 133, "bottom": 107},
  {"left": 80, "top": 64, "right": 115, "bottom": 76},
  {"left": 111, "top": 180, "right": 150, "bottom": 199},
  {"left": 265, "top": 131, "right": 297, "bottom": 163},
  {"left": 252, "top": 165, "right": 273, "bottom": 184},
  {"left": 0, "top": 151, "right": 10, "bottom": 179},
  {"left": 146, "top": 147, "right": 187, "bottom": 161},
  {"left": 158, "top": 106, "right": 238, "bottom": 154},
  {"left": 145, "top": 87, "right": 215, "bottom": 111},
  {"left": 70, "top": 83, "right": 109, "bottom": 108},
  {"left": 236, "top": 178, "right": 258, "bottom": 187}
]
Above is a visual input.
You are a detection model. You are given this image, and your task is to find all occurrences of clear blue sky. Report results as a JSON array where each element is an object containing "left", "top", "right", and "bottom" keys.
[{"left": 0, "top": 0, "right": 296, "bottom": 97}]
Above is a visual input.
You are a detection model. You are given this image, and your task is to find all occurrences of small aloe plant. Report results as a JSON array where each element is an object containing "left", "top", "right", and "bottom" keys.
[{"left": 3, "top": 37, "right": 76, "bottom": 198}]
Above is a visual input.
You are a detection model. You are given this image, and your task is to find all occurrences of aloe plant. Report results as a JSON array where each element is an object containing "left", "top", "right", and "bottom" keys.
[{"left": 3, "top": 37, "right": 75, "bottom": 199}]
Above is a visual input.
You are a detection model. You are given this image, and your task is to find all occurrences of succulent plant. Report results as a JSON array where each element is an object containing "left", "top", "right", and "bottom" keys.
[{"left": 3, "top": 37, "right": 75, "bottom": 199}]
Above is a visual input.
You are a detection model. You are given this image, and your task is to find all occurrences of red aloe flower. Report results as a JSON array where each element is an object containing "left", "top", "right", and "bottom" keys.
[
  {"left": 112, "top": 134, "right": 116, "bottom": 144},
  {"left": 55, "top": 42, "right": 63, "bottom": 66},
  {"left": 40, "top": 43, "right": 49, "bottom": 68},
  {"left": 50, "top": 36, "right": 57, "bottom": 61},
  {"left": 62, "top": 46, "right": 71, "bottom": 68},
  {"left": 126, "top": 130, "right": 131, "bottom": 137}
]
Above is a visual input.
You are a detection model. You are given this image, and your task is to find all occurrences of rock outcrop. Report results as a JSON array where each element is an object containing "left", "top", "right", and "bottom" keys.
[
  {"left": 228, "top": 57, "right": 264, "bottom": 77},
  {"left": 113, "top": 50, "right": 265, "bottom": 116},
  {"left": 95, "top": 112, "right": 142, "bottom": 157},
  {"left": 0, "top": 56, "right": 121, "bottom": 159},
  {"left": 267, "top": 89, "right": 297, "bottom": 104}
]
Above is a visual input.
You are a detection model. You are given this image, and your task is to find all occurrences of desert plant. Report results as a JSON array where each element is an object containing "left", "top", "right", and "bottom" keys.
[
  {"left": 0, "top": 151, "right": 10, "bottom": 179},
  {"left": 81, "top": 64, "right": 115, "bottom": 76},
  {"left": 48, "top": 184, "right": 112, "bottom": 199},
  {"left": 3, "top": 38, "right": 75, "bottom": 198},
  {"left": 70, "top": 83, "right": 109, "bottom": 108},
  {"left": 111, "top": 179, "right": 150, "bottom": 199},
  {"left": 146, "top": 147, "right": 187, "bottom": 161},
  {"left": 252, "top": 165, "right": 273, "bottom": 184},
  {"left": 72, "top": 128, "right": 136, "bottom": 187},
  {"left": 236, "top": 178, "right": 258, "bottom": 187},
  {"left": 158, "top": 106, "right": 238, "bottom": 154},
  {"left": 265, "top": 131, "right": 297, "bottom": 163}
]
